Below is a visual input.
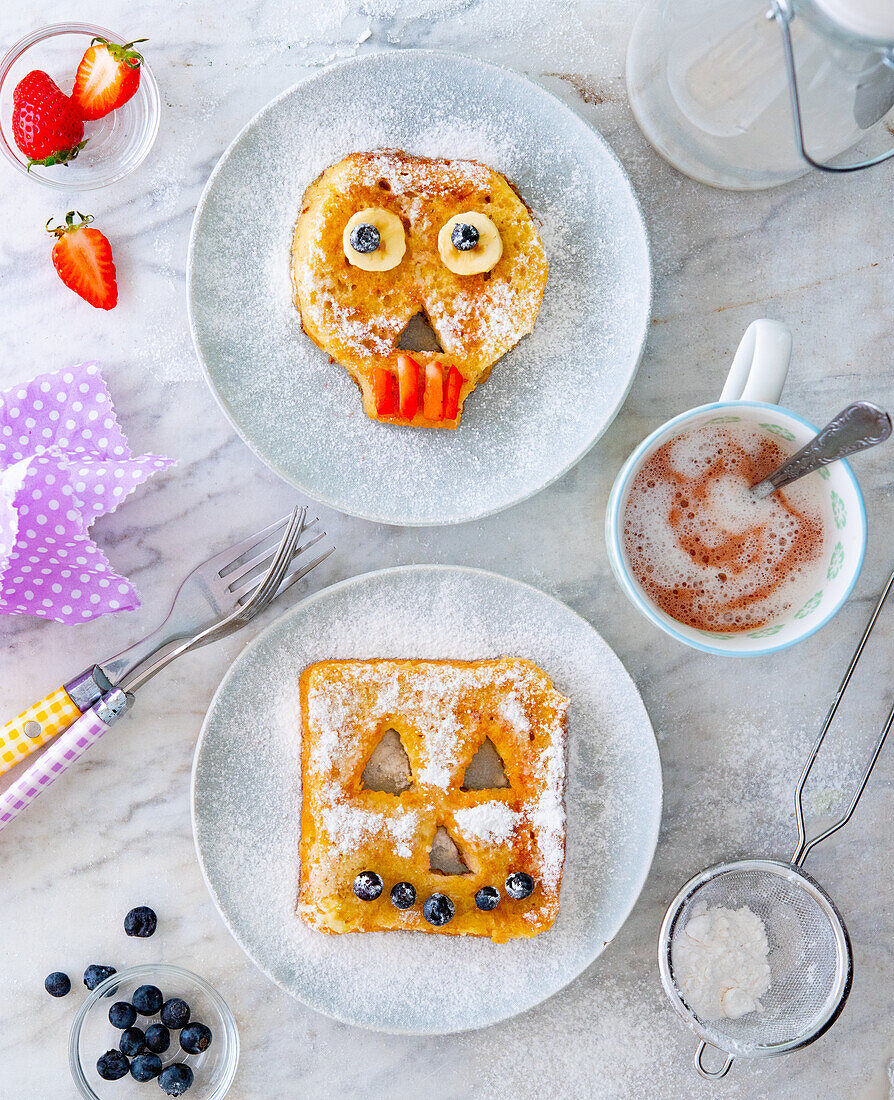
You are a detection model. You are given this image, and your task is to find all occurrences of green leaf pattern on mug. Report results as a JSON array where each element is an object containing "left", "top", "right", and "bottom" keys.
[
  {"left": 696, "top": 630, "right": 735, "bottom": 640},
  {"left": 748, "top": 624, "right": 785, "bottom": 638},
  {"left": 818, "top": 467, "right": 831, "bottom": 480},
  {"left": 794, "top": 591, "right": 823, "bottom": 619},
  {"left": 760, "top": 422, "right": 796, "bottom": 442},
  {"left": 831, "top": 491, "right": 846, "bottom": 529},
  {"left": 707, "top": 416, "right": 741, "bottom": 424},
  {"left": 826, "top": 541, "right": 845, "bottom": 580}
]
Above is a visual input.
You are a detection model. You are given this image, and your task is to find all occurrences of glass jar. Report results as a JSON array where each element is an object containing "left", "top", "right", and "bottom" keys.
[{"left": 626, "top": 0, "right": 894, "bottom": 189}]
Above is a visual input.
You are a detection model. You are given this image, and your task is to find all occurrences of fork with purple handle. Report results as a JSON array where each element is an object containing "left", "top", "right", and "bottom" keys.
[{"left": 0, "top": 507, "right": 334, "bottom": 831}]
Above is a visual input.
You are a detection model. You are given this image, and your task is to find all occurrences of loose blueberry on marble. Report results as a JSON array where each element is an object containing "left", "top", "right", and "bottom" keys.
[
  {"left": 390, "top": 881, "right": 416, "bottom": 909},
  {"left": 108, "top": 1001, "right": 137, "bottom": 1029},
  {"left": 475, "top": 886, "right": 500, "bottom": 911},
  {"left": 44, "top": 971, "right": 71, "bottom": 997},
  {"left": 96, "top": 1049, "right": 130, "bottom": 1081},
  {"left": 451, "top": 222, "right": 479, "bottom": 251},
  {"left": 422, "top": 893, "right": 455, "bottom": 926},
  {"left": 179, "top": 1021, "right": 213, "bottom": 1055},
  {"left": 119, "top": 1026, "right": 147, "bottom": 1057},
  {"left": 144, "top": 1023, "right": 171, "bottom": 1054},
  {"left": 83, "top": 964, "right": 117, "bottom": 992},
  {"left": 124, "top": 905, "right": 157, "bottom": 938},
  {"left": 158, "top": 1063, "right": 194, "bottom": 1096},
  {"left": 505, "top": 871, "right": 534, "bottom": 899},
  {"left": 130, "top": 1052, "right": 163, "bottom": 1082},
  {"left": 160, "top": 997, "right": 190, "bottom": 1030},
  {"left": 349, "top": 223, "right": 380, "bottom": 254},
  {"left": 353, "top": 870, "right": 383, "bottom": 901},
  {"left": 132, "top": 984, "right": 164, "bottom": 1016}
]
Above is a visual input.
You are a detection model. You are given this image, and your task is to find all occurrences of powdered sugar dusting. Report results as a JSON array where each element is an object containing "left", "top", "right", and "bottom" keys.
[
  {"left": 454, "top": 802, "right": 518, "bottom": 845},
  {"left": 193, "top": 566, "right": 661, "bottom": 1033},
  {"left": 189, "top": 51, "right": 650, "bottom": 525}
]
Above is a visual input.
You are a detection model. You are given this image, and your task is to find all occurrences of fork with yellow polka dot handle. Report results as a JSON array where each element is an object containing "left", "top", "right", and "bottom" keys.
[{"left": 0, "top": 507, "right": 333, "bottom": 777}]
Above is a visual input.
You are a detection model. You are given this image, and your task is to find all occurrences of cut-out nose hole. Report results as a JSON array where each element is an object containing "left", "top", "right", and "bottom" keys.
[
  {"left": 397, "top": 312, "right": 443, "bottom": 353},
  {"left": 461, "top": 737, "right": 509, "bottom": 790},
  {"left": 361, "top": 728, "right": 413, "bottom": 794},
  {"left": 429, "top": 826, "right": 471, "bottom": 875}
]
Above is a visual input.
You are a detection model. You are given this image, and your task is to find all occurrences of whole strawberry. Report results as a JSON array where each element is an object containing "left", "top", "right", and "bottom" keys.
[
  {"left": 47, "top": 212, "right": 118, "bottom": 311},
  {"left": 12, "top": 70, "right": 86, "bottom": 168}
]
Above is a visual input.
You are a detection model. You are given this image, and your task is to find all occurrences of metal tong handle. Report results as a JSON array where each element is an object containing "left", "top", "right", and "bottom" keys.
[
  {"left": 751, "top": 401, "right": 891, "bottom": 500},
  {"left": 792, "top": 567, "right": 894, "bottom": 866}
]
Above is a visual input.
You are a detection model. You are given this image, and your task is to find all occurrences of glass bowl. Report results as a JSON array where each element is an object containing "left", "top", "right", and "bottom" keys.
[
  {"left": 0, "top": 22, "right": 160, "bottom": 190},
  {"left": 69, "top": 964, "right": 239, "bottom": 1099}
]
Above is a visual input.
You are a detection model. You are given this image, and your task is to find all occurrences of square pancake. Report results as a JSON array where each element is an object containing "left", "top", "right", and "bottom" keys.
[{"left": 298, "top": 657, "right": 568, "bottom": 941}]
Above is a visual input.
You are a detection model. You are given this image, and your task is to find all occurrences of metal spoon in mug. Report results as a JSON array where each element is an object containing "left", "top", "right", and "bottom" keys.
[{"left": 750, "top": 401, "right": 891, "bottom": 501}]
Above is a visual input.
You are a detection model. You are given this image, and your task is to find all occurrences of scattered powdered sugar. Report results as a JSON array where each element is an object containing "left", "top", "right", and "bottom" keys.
[
  {"left": 188, "top": 51, "right": 650, "bottom": 524},
  {"left": 192, "top": 566, "right": 660, "bottom": 1033},
  {"left": 454, "top": 802, "right": 518, "bottom": 846},
  {"left": 321, "top": 803, "right": 421, "bottom": 858}
]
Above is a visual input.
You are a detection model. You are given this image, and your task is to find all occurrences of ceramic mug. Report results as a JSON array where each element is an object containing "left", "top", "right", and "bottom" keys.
[{"left": 605, "top": 320, "right": 867, "bottom": 656}]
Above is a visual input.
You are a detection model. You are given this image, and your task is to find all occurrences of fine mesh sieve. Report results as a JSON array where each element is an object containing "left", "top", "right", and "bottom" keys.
[{"left": 659, "top": 568, "right": 894, "bottom": 1080}]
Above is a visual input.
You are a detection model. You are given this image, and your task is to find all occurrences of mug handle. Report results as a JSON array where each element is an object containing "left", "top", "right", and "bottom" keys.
[{"left": 719, "top": 319, "right": 792, "bottom": 404}]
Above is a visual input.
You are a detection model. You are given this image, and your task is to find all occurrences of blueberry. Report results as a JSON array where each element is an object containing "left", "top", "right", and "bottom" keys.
[
  {"left": 132, "top": 983, "right": 164, "bottom": 1016},
  {"left": 83, "top": 964, "right": 116, "bottom": 993},
  {"left": 119, "top": 1026, "right": 147, "bottom": 1057},
  {"left": 124, "top": 905, "right": 157, "bottom": 938},
  {"left": 130, "top": 1052, "right": 162, "bottom": 1082},
  {"left": 475, "top": 886, "right": 500, "bottom": 911},
  {"left": 160, "top": 997, "right": 190, "bottom": 1029},
  {"left": 158, "top": 1063, "right": 194, "bottom": 1096},
  {"left": 353, "top": 870, "right": 383, "bottom": 901},
  {"left": 144, "top": 1023, "right": 171, "bottom": 1054},
  {"left": 349, "top": 223, "right": 380, "bottom": 254},
  {"left": 44, "top": 971, "right": 70, "bottom": 998},
  {"left": 108, "top": 1001, "right": 137, "bottom": 1029},
  {"left": 422, "top": 893, "right": 455, "bottom": 926},
  {"left": 96, "top": 1049, "right": 130, "bottom": 1081},
  {"left": 505, "top": 871, "right": 535, "bottom": 899},
  {"left": 451, "top": 222, "right": 479, "bottom": 251},
  {"left": 389, "top": 881, "right": 416, "bottom": 909},
  {"left": 179, "top": 1021, "right": 213, "bottom": 1055}
]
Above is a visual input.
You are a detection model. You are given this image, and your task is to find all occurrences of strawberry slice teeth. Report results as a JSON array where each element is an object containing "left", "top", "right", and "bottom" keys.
[
  {"left": 422, "top": 363, "right": 445, "bottom": 421},
  {"left": 397, "top": 354, "right": 420, "bottom": 420},
  {"left": 374, "top": 361, "right": 465, "bottom": 422},
  {"left": 443, "top": 366, "right": 464, "bottom": 421}
]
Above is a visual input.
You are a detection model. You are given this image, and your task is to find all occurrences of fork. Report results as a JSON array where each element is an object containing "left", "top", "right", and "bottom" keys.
[
  {"left": 0, "top": 508, "right": 322, "bottom": 832},
  {"left": 0, "top": 507, "right": 334, "bottom": 776}
]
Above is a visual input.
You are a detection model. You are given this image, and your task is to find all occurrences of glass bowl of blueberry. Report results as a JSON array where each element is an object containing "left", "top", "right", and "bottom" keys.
[{"left": 69, "top": 964, "right": 239, "bottom": 1099}]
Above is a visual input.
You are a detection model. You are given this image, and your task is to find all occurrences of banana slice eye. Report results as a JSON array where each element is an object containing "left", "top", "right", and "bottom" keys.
[
  {"left": 343, "top": 208, "right": 406, "bottom": 271},
  {"left": 438, "top": 212, "right": 503, "bottom": 275}
]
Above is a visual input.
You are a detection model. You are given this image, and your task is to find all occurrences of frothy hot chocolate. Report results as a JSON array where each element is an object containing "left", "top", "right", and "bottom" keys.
[{"left": 623, "top": 422, "right": 826, "bottom": 632}]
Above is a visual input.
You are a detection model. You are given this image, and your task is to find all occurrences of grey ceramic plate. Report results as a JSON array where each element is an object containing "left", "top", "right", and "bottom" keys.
[
  {"left": 187, "top": 51, "right": 651, "bottom": 526},
  {"left": 191, "top": 566, "right": 662, "bottom": 1034}
]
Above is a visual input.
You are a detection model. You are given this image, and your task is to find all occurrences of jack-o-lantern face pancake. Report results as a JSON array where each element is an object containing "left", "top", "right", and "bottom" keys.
[
  {"left": 297, "top": 658, "right": 568, "bottom": 941},
  {"left": 290, "top": 151, "right": 548, "bottom": 428}
]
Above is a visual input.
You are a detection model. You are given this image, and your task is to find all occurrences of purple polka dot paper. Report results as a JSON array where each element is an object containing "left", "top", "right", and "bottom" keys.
[{"left": 0, "top": 362, "right": 173, "bottom": 624}]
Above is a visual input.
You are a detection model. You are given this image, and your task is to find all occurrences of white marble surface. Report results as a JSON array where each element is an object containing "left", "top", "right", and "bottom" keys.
[{"left": 1, "top": 2, "right": 892, "bottom": 1098}]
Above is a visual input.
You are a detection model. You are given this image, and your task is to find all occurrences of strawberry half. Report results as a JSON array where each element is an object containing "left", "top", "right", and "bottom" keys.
[
  {"left": 71, "top": 37, "right": 147, "bottom": 121},
  {"left": 47, "top": 212, "right": 118, "bottom": 311},
  {"left": 397, "top": 354, "right": 420, "bottom": 419},
  {"left": 443, "top": 366, "right": 464, "bottom": 421},
  {"left": 12, "top": 71, "right": 86, "bottom": 168},
  {"left": 373, "top": 368, "right": 397, "bottom": 415},
  {"left": 422, "top": 363, "right": 445, "bottom": 421}
]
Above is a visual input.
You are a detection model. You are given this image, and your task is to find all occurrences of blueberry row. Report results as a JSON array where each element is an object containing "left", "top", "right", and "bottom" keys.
[{"left": 352, "top": 870, "right": 535, "bottom": 926}]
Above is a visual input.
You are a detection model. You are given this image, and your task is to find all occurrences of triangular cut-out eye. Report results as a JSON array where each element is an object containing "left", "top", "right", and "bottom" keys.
[
  {"left": 361, "top": 728, "right": 413, "bottom": 794},
  {"left": 429, "top": 826, "right": 471, "bottom": 875},
  {"left": 396, "top": 312, "right": 443, "bottom": 353},
  {"left": 461, "top": 737, "right": 509, "bottom": 791}
]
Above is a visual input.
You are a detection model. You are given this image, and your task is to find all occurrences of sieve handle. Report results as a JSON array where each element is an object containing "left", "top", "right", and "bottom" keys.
[
  {"left": 792, "top": 567, "right": 894, "bottom": 866},
  {"left": 694, "top": 1041, "right": 734, "bottom": 1080}
]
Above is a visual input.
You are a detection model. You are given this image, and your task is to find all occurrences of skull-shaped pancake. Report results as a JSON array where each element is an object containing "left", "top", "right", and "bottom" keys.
[{"left": 290, "top": 151, "right": 548, "bottom": 428}]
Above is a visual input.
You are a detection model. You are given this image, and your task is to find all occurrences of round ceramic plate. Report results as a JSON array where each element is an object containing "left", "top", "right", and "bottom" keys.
[
  {"left": 191, "top": 566, "right": 662, "bottom": 1034},
  {"left": 187, "top": 51, "right": 651, "bottom": 526}
]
